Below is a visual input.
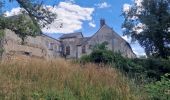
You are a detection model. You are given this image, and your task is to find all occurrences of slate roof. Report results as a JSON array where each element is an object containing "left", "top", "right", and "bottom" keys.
[
  {"left": 59, "top": 32, "right": 83, "bottom": 39},
  {"left": 76, "top": 37, "right": 91, "bottom": 46}
]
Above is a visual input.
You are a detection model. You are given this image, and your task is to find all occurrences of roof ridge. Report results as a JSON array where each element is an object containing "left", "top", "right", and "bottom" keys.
[
  {"left": 59, "top": 32, "right": 83, "bottom": 39},
  {"left": 42, "top": 34, "right": 60, "bottom": 42}
]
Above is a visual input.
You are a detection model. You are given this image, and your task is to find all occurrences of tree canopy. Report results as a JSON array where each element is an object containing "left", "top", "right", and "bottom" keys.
[
  {"left": 122, "top": 0, "right": 170, "bottom": 58},
  {"left": 0, "top": 0, "right": 56, "bottom": 41}
]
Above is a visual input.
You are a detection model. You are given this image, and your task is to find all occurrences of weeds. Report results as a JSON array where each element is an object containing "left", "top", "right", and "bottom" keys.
[{"left": 0, "top": 58, "right": 147, "bottom": 100}]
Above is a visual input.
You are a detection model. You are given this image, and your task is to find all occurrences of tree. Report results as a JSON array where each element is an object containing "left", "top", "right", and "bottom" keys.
[
  {"left": 8, "top": 0, "right": 56, "bottom": 28},
  {"left": 6, "top": 14, "right": 41, "bottom": 44},
  {"left": 0, "top": 0, "right": 57, "bottom": 39},
  {"left": 122, "top": 0, "right": 170, "bottom": 59}
]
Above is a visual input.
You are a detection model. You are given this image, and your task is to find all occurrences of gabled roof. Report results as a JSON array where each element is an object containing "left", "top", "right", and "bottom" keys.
[
  {"left": 42, "top": 34, "right": 60, "bottom": 42},
  {"left": 76, "top": 37, "right": 91, "bottom": 46},
  {"left": 59, "top": 32, "right": 83, "bottom": 39},
  {"left": 79, "top": 24, "right": 112, "bottom": 45},
  {"left": 78, "top": 24, "right": 136, "bottom": 56}
]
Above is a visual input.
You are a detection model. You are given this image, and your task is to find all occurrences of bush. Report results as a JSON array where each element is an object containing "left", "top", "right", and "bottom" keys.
[
  {"left": 80, "top": 43, "right": 170, "bottom": 80},
  {"left": 132, "top": 58, "right": 170, "bottom": 80},
  {"left": 80, "top": 55, "right": 91, "bottom": 64},
  {"left": 90, "top": 49, "right": 114, "bottom": 64},
  {"left": 145, "top": 74, "right": 170, "bottom": 100},
  {"left": 80, "top": 42, "right": 115, "bottom": 64}
]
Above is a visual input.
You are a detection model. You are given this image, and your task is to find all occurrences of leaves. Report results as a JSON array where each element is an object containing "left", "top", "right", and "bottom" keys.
[
  {"left": 145, "top": 74, "right": 170, "bottom": 100},
  {"left": 14, "top": 0, "right": 57, "bottom": 28},
  {"left": 122, "top": 0, "right": 170, "bottom": 58},
  {"left": 6, "top": 14, "right": 41, "bottom": 44},
  {"left": 0, "top": 0, "right": 57, "bottom": 43}
]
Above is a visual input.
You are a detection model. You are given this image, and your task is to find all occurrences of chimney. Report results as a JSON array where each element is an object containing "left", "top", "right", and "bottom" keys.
[{"left": 100, "top": 19, "right": 105, "bottom": 28}]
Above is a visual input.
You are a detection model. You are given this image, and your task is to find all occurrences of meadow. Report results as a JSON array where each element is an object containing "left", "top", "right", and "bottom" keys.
[{"left": 0, "top": 58, "right": 147, "bottom": 100}]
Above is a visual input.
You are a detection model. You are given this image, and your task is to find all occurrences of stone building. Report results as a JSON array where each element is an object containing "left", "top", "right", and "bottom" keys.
[
  {"left": 60, "top": 19, "right": 136, "bottom": 59},
  {"left": 0, "top": 19, "right": 136, "bottom": 60}
]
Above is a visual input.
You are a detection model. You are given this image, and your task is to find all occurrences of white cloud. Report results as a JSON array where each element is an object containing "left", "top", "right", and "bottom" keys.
[
  {"left": 96, "top": 2, "right": 111, "bottom": 9},
  {"left": 4, "top": 7, "right": 24, "bottom": 17},
  {"left": 123, "top": 4, "right": 131, "bottom": 13},
  {"left": 135, "top": 0, "right": 143, "bottom": 7},
  {"left": 89, "top": 22, "right": 96, "bottom": 28},
  {"left": 132, "top": 45, "right": 146, "bottom": 57},
  {"left": 42, "top": 2, "right": 94, "bottom": 33},
  {"left": 122, "top": 35, "right": 131, "bottom": 43},
  {"left": 4, "top": 2, "right": 95, "bottom": 34},
  {"left": 132, "top": 23, "right": 145, "bottom": 34},
  {"left": 66, "top": 0, "right": 75, "bottom": 3},
  {"left": 122, "top": 35, "right": 146, "bottom": 57}
]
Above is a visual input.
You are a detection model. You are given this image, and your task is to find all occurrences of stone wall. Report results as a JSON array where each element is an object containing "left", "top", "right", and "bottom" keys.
[
  {"left": 2, "top": 29, "right": 60, "bottom": 60},
  {"left": 60, "top": 38, "right": 79, "bottom": 59}
]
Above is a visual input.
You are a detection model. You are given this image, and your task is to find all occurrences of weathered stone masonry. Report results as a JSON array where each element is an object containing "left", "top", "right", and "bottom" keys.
[{"left": 0, "top": 19, "right": 136, "bottom": 60}]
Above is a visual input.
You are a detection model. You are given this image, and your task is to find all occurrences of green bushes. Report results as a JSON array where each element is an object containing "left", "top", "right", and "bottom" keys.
[
  {"left": 145, "top": 74, "right": 170, "bottom": 100},
  {"left": 132, "top": 58, "right": 170, "bottom": 80},
  {"left": 80, "top": 42, "right": 170, "bottom": 80},
  {"left": 80, "top": 42, "right": 115, "bottom": 64},
  {"left": 79, "top": 42, "right": 170, "bottom": 99}
]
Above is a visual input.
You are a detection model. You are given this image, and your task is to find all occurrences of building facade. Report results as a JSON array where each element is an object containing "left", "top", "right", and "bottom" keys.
[
  {"left": 0, "top": 19, "right": 136, "bottom": 60},
  {"left": 60, "top": 19, "right": 136, "bottom": 59}
]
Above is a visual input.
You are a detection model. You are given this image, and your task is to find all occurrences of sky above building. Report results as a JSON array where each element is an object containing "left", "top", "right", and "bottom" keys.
[{"left": 3, "top": 0, "right": 145, "bottom": 56}]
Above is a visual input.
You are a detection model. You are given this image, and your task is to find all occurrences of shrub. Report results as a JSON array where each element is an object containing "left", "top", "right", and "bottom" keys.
[
  {"left": 90, "top": 49, "right": 114, "bottom": 64},
  {"left": 80, "top": 43, "right": 170, "bottom": 81},
  {"left": 132, "top": 58, "right": 170, "bottom": 80},
  {"left": 145, "top": 74, "right": 170, "bottom": 100},
  {"left": 79, "top": 55, "right": 91, "bottom": 64},
  {"left": 80, "top": 42, "right": 115, "bottom": 64}
]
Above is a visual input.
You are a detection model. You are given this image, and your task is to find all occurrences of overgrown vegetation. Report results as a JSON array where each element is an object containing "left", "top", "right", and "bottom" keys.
[
  {"left": 0, "top": 58, "right": 147, "bottom": 100},
  {"left": 0, "top": 0, "right": 57, "bottom": 43},
  {"left": 80, "top": 42, "right": 170, "bottom": 79},
  {"left": 6, "top": 14, "right": 41, "bottom": 44},
  {"left": 145, "top": 74, "right": 170, "bottom": 100},
  {"left": 0, "top": 29, "right": 4, "bottom": 57},
  {"left": 80, "top": 42, "right": 170, "bottom": 100}
]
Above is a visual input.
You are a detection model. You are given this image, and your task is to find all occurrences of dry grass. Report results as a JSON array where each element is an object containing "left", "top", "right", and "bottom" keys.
[{"left": 0, "top": 58, "right": 147, "bottom": 100}]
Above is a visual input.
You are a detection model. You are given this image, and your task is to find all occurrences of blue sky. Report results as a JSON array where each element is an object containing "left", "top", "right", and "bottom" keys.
[{"left": 3, "top": 0, "right": 145, "bottom": 56}]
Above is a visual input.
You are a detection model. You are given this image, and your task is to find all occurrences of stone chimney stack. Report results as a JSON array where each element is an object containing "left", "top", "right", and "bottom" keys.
[{"left": 100, "top": 19, "right": 105, "bottom": 28}]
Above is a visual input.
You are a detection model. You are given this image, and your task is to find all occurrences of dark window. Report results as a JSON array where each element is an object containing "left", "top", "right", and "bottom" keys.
[
  {"left": 23, "top": 52, "right": 31, "bottom": 56},
  {"left": 66, "top": 46, "right": 70, "bottom": 55},
  {"left": 82, "top": 45, "right": 86, "bottom": 54},
  {"left": 89, "top": 45, "right": 92, "bottom": 49}
]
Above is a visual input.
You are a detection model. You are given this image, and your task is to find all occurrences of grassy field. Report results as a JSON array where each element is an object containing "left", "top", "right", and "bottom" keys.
[{"left": 0, "top": 58, "right": 147, "bottom": 100}]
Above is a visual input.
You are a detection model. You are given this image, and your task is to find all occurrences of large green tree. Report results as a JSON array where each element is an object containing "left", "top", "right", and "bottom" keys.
[{"left": 122, "top": 0, "right": 170, "bottom": 58}]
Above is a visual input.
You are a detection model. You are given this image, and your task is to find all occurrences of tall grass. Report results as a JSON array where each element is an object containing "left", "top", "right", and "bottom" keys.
[{"left": 0, "top": 58, "right": 147, "bottom": 100}]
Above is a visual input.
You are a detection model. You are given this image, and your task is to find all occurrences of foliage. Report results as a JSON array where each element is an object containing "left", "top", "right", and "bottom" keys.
[
  {"left": 80, "top": 43, "right": 170, "bottom": 100},
  {"left": 111, "top": 56, "right": 170, "bottom": 81},
  {"left": 8, "top": 0, "right": 57, "bottom": 28},
  {"left": 0, "top": 28, "right": 4, "bottom": 57},
  {"left": 80, "top": 43, "right": 170, "bottom": 80},
  {"left": 80, "top": 55, "right": 91, "bottom": 63},
  {"left": 0, "top": 58, "right": 146, "bottom": 100},
  {"left": 80, "top": 42, "right": 115, "bottom": 64},
  {"left": 0, "top": 0, "right": 57, "bottom": 42},
  {"left": 145, "top": 74, "right": 170, "bottom": 100},
  {"left": 90, "top": 49, "right": 114, "bottom": 64},
  {"left": 122, "top": 0, "right": 170, "bottom": 58},
  {"left": 6, "top": 14, "right": 41, "bottom": 44},
  {"left": 133, "top": 58, "right": 170, "bottom": 80}
]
